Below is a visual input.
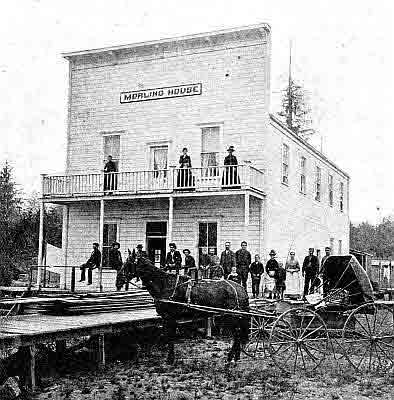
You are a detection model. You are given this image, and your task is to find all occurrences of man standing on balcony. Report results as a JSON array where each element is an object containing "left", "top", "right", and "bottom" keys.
[
  {"left": 235, "top": 241, "right": 251, "bottom": 291},
  {"left": 220, "top": 241, "right": 236, "bottom": 279},
  {"left": 222, "top": 146, "right": 240, "bottom": 187},
  {"left": 165, "top": 243, "right": 182, "bottom": 275},
  {"left": 177, "top": 147, "right": 193, "bottom": 189},
  {"left": 104, "top": 155, "right": 117, "bottom": 192},
  {"left": 79, "top": 242, "right": 101, "bottom": 285}
]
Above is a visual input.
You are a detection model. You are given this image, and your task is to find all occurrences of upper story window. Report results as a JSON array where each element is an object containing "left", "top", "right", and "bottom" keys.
[
  {"left": 300, "top": 156, "right": 306, "bottom": 194},
  {"left": 339, "top": 182, "right": 344, "bottom": 212},
  {"left": 315, "top": 166, "right": 321, "bottom": 201},
  {"left": 201, "top": 127, "right": 220, "bottom": 168},
  {"left": 328, "top": 174, "right": 334, "bottom": 207},
  {"left": 282, "top": 144, "right": 289, "bottom": 185},
  {"left": 103, "top": 134, "right": 120, "bottom": 170}
]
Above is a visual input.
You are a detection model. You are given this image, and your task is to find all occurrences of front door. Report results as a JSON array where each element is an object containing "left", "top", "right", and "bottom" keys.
[
  {"left": 147, "top": 237, "right": 166, "bottom": 267},
  {"left": 146, "top": 221, "right": 167, "bottom": 268}
]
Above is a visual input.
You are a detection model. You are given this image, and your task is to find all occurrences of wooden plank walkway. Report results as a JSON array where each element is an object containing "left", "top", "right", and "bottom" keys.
[{"left": 0, "top": 308, "right": 160, "bottom": 351}]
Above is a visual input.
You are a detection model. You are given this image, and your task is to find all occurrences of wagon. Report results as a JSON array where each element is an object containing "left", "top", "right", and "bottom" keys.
[{"left": 161, "top": 255, "right": 394, "bottom": 374}]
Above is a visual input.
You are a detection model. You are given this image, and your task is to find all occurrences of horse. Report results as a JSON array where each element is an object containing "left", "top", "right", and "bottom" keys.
[{"left": 125, "top": 254, "right": 250, "bottom": 364}]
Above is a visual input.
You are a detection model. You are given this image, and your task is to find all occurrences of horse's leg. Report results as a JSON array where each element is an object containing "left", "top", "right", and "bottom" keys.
[{"left": 165, "top": 319, "right": 176, "bottom": 364}]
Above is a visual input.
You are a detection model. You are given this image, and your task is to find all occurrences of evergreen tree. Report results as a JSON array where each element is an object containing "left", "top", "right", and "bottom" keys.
[{"left": 0, "top": 162, "right": 22, "bottom": 284}]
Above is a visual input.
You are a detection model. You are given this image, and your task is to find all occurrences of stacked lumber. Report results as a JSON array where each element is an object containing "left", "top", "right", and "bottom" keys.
[{"left": 39, "top": 290, "right": 155, "bottom": 315}]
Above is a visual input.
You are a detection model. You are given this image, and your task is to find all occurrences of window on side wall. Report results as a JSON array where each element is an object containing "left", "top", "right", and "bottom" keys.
[
  {"left": 338, "top": 240, "right": 343, "bottom": 255},
  {"left": 328, "top": 174, "right": 334, "bottom": 207},
  {"left": 282, "top": 144, "right": 289, "bottom": 185},
  {"left": 201, "top": 127, "right": 220, "bottom": 176},
  {"left": 102, "top": 223, "right": 118, "bottom": 268},
  {"left": 330, "top": 237, "right": 335, "bottom": 254},
  {"left": 315, "top": 166, "right": 321, "bottom": 201},
  {"left": 339, "top": 182, "right": 344, "bottom": 212},
  {"left": 300, "top": 156, "right": 306, "bottom": 194},
  {"left": 198, "top": 222, "right": 218, "bottom": 260},
  {"left": 103, "top": 134, "right": 120, "bottom": 170}
]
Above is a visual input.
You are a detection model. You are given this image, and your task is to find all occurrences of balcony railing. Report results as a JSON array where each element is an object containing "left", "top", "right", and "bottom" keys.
[{"left": 42, "top": 164, "right": 265, "bottom": 198}]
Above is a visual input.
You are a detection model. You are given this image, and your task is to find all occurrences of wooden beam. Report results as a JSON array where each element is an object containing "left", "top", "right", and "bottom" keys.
[
  {"left": 99, "top": 199, "right": 105, "bottom": 292},
  {"left": 28, "top": 345, "right": 37, "bottom": 391},
  {"left": 62, "top": 205, "right": 69, "bottom": 290},
  {"left": 98, "top": 334, "right": 105, "bottom": 367},
  {"left": 168, "top": 196, "right": 174, "bottom": 243}
]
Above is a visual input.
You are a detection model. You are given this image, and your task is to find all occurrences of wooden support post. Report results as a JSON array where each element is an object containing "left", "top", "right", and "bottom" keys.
[
  {"left": 99, "top": 199, "right": 105, "bottom": 292},
  {"left": 71, "top": 267, "right": 76, "bottom": 293},
  {"left": 244, "top": 192, "right": 250, "bottom": 243},
  {"left": 206, "top": 317, "right": 213, "bottom": 338},
  {"left": 62, "top": 205, "right": 69, "bottom": 290},
  {"left": 37, "top": 200, "right": 45, "bottom": 289},
  {"left": 98, "top": 334, "right": 106, "bottom": 367},
  {"left": 168, "top": 196, "right": 174, "bottom": 244},
  {"left": 28, "top": 345, "right": 37, "bottom": 392}
]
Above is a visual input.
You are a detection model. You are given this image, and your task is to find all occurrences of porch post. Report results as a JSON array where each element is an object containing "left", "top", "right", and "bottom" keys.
[
  {"left": 168, "top": 196, "right": 174, "bottom": 243},
  {"left": 99, "top": 199, "right": 105, "bottom": 292},
  {"left": 244, "top": 192, "right": 250, "bottom": 244},
  {"left": 61, "top": 205, "right": 69, "bottom": 290},
  {"left": 37, "top": 200, "right": 45, "bottom": 290}
]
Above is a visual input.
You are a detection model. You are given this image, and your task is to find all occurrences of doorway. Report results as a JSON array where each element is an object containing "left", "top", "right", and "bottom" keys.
[{"left": 146, "top": 221, "right": 167, "bottom": 267}]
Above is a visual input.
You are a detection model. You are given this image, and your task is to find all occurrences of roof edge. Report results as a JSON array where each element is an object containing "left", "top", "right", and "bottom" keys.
[
  {"left": 270, "top": 114, "right": 350, "bottom": 179},
  {"left": 61, "top": 23, "right": 271, "bottom": 59}
]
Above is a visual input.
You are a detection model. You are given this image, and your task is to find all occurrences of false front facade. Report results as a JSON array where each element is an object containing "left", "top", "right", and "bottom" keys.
[{"left": 39, "top": 24, "right": 350, "bottom": 291}]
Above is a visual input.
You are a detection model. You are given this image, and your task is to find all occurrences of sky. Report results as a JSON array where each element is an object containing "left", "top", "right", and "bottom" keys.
[{"left": 0, "top": 0, "right": 393, "bottom": 223}]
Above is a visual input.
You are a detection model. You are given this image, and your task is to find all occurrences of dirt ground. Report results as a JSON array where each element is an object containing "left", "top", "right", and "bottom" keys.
[{"left": 30, "top": 336, "right": 393, "bottom": 400}]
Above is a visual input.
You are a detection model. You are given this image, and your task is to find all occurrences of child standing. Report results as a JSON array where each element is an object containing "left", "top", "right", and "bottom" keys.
[{"left": 275, "top": 262, "right": 287, "bottom": 300}]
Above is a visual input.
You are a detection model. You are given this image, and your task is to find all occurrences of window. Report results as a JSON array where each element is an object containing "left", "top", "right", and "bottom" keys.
[
  {"left": 198, "top": 222, "right": 218, "bottom": 257},
  {"left": 102, "top": 223, "right": 118, "bottom": 268},
  {"left": 151, "top": 146, "right": 168, "bottom": 177},
  {"left": 315, "top": 166, "right": 321, "bottom": 201},
  {"left": 201, "top": 126, "right": 220, "bottom": 169},
  {"left": 282, "top": 144, "right": 289, "bottom": 184},
  {"left": 339, "top": 182, "right": 344, "bottom": 212},
  {"left": 103, "top": 135, "right": 120, "bottom": 170},
  {"left": 330, "top": 237, "right": 335, "bottom": 254},
  {"left": 328, "top": 174, "right": 334, "bottom": 207},
  {"left": 300, "top": 156, "right": 306, "bottom": 193},
  {"left": 338, "top": 240, "right": 343, "bottom": 255}
]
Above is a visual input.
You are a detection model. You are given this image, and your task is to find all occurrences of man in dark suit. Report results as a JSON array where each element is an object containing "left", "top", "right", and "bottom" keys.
[
  {"left": 220, "top": 241, "right": 236, "bottom": 279},
  {"left": 165, "top": 242, "right": 182, "bottom": 275},
  {"left": 109, "top": 242, "right": 124, "bottom": 291},
  {"left": 183, "top": 249, "right": 197, "bottom": 279},
  {"left": 235, "top": 241, "right": 252, "bottom": 291},
  {"left": 80, "top": 242, "right": 101, "bottom": 285},
  {"left": 104, "top": 155, "right": 117, "bottom": 192},
  {"left": 302, "top": 248, "right": 320, "bottom": 298}
]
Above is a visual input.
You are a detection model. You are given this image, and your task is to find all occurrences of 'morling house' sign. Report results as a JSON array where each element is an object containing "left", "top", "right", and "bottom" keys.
[{"left": 120, "top": 83, "right": 202, "bottom": 103}]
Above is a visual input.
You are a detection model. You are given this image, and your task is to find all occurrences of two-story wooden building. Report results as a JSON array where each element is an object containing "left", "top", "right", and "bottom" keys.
[{"left": 38, "top": 24, "right": 350, "bottom": 291}]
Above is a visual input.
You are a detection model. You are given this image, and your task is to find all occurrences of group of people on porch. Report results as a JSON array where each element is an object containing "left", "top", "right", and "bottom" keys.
[
  {"left": 103, "top": 145, "right": 241, "bottom": 191},
  {"left": 80, "top": 240, "right": 333, "bottom": 299}
]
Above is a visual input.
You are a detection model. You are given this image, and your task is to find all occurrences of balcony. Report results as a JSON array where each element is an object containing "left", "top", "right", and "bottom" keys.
[{"left": 42, "top": 164, "right": 265, "bottom": 200}]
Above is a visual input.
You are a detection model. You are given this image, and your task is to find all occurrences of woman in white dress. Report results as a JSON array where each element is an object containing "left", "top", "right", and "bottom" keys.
[{"left": 285, "top": 251, "right": 301, "bottom": 298}]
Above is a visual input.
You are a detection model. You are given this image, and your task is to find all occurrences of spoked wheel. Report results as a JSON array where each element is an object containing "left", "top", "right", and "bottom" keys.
[
  {"left": 243, "top": 315, "right": 275, "bottom": 358},
  {"left": 268, "top": 307, "right": 329, "bottom": 374},
  {"left": 342, "top": 303, "right": 394, "bottom": 373}
]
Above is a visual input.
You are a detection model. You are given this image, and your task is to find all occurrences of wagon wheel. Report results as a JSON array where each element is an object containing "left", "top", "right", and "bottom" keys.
[
  {"left": 268, "top": 307, "right": 329, "bottom": 374},
  {"left": 342, "top": 303, "right": 394, "bottom": 373},
  {"left": 243, "top": 314, "right": 276, "bottom": 358}
]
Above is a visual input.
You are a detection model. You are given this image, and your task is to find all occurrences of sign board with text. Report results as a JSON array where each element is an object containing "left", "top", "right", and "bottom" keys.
[{"left": 120, "top": 83, "right": 202, "bottom": 103}]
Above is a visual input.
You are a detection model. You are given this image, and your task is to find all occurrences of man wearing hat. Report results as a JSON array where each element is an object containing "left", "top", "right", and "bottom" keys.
[
  {"left": 235, "top": 241, "right": 251, "bottom": 290},
  {"left": 183, "top": 249, "right": 197, "bottom": 279},
  {"left": 265, "top": 250, "right": 279, "bottom": 299},
  {"left": 136, "top": 244, "right": 148, "bottom": 259},
  {"left": 80, "top": 243, "right": 101, "bottom": 285},
  {"left": 109, "top": 242, "right": 124, "bottom": 290},
  {"left": 222, "top": 145, "right": 240, "bottom": 187},
  {"left": 103, "top": 155, "right": 117, "bottom": 192},
  {"left": 220, "top": 241, "right": 236, "bottom": 279},
  {"left": 302, "top": 248, "right": 320, "bottom": 298},
  {"left": 165, "top": 243, "right": 182, "bottom": 275}
]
